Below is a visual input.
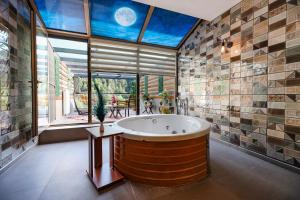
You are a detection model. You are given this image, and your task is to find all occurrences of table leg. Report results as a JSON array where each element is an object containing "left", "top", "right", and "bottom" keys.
[
  {"left": 94, "top": 137, "right": 102, "bottom": 168},
  {"left": 88, "top": 135, "right": 93, "bottom": 177},
  {"left": 116, "top": 108, "right": 122, "bottom": 118},
  {"left": 113, "top": 107, "right": 118, "bottom": 118},
  {"left": 109, "top": 107, "right": 115, "bottom": 118}
]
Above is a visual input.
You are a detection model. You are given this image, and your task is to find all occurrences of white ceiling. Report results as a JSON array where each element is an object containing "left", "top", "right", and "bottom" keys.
[{"left": 133, "top": 0, "right": 241, "bottom": 21}]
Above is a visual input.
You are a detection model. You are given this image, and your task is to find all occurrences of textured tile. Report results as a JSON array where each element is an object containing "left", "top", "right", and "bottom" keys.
[{"left": 178, "top": 0, "right": 300, "bottom": 168}]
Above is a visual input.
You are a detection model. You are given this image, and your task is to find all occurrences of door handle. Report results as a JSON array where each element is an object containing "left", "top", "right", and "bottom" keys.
[{"left": 28, "top": 80, "right": 43, "bottom": 84}]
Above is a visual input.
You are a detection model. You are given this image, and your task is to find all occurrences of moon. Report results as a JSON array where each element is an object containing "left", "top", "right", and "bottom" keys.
[{"left": 114, "top": 7, "right": 136, "bottom": 27}]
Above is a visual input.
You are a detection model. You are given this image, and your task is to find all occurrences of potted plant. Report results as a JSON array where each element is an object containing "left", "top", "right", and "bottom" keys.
[
  {"left": 159, "top": 91, "right": 170, "bottom": 105},
  {"left": 93, "top": 82, "right": 106, "bottom": 132},
  {"left": 142, "top": 93, "right": 149, "bottom": 101}
]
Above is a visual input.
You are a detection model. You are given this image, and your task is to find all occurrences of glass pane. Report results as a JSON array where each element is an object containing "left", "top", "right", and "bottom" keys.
[
  {"left": 140, "top": 75, "right": 176, "bottom": 114},
  {"left": 34, "top": 0, "right": 86, "bottom": 33},
  {"left": 92, "top": 72, "right": 137, "bottom": 123},
  {"left": 36, "top": 15, "right": 49, "bottom": 129},
  {"left": 142, "top": 8, "right": 197, "bottom": 47},
  {"left": 47, "top": 38, "right": 88, "bottom": 125},
  {"left": 90, "top": 0, "right": 149, "bottom": 41}
]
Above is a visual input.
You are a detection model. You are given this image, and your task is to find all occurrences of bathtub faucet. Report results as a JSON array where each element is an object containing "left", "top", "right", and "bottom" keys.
[{"left": 176, "top": 97, "right": 188, "bottom": 115}]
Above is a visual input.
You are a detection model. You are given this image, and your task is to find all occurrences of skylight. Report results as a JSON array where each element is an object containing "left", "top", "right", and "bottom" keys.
[
  {"left": 142, "top": 8, "right": 198, "bottom": 47},
  {"left": 34, "top": 0, "right": 198, "bottom": 48},
  {"left": 90, "top": 0, "right": 149, "bottom": 41},
  {"left": 35, "top": 0, "right": 86, "bottom": 33}
]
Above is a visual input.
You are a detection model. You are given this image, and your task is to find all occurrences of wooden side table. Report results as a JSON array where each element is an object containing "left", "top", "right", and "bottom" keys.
[{"left": 86, "top": 125, "right": 124, "bottom": 191}]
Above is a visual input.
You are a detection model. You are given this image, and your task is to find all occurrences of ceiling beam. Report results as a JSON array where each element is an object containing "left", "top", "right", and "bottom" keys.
[
  {"left": 53, "top": 47, "right": 87, "bottom": 55},
  {"left": 137, "top": 6, "right": 155, "bottom": 43},
  {"left": 176, "top": 19, "right": 202, "bottom": 50},
  {"left": 47, "top": 29, "right": 89, "bottom": 41},
  {"left": 83, "top": 0, "right": 91, "bottom": 36}
]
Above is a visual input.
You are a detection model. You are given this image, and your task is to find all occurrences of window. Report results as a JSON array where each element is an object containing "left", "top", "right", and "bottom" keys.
[
  {"left": 90, "top": 38, "right": 177, "bottom": 76},
  {"left": 47, "top": 38, "right": 88, "bottom": 125},
  {"left": 142, "top": 8, "right": 197, "bottom": 47},
  {"left": 90, "top": 0, "right": 149, "bottom": 41},
  {"left": 36, "top": 15, "right": 49, "bottom": 128},
  {"left": 92, "top": 72, "right": 137, "bottom": 122},
  {"left": 34, "top": 0, "right": 86, "bottom": 33}
]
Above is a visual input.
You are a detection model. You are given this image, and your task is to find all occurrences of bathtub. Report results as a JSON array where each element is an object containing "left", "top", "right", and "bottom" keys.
[{"left": 113, "top": 114, "right": 211, "bottom": 186}]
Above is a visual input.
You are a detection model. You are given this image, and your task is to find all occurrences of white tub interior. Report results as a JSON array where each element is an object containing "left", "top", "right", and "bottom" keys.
[{"left": 115, "top": 114, "right": 204, "bottom": 135}]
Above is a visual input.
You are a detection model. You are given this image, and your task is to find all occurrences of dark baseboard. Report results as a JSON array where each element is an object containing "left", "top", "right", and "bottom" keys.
[
  {"left": 211, "top": 137, "right": 300, "bottom": 175},
  {"left": 38, "top": 127, "right": 90, "bottom": 144}
]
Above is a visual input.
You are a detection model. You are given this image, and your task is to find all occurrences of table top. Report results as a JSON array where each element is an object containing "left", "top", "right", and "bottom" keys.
[
  {"left": 86, "top": 124, "right": 123, "bottom": 138},
  {"left": 105, "top": 104, "right": 127, "bottom": 108}
]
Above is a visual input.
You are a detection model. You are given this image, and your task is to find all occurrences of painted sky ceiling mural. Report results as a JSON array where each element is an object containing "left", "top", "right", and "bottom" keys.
[{"left": 34, "top": 0, "right": 198, "bottom": 48}]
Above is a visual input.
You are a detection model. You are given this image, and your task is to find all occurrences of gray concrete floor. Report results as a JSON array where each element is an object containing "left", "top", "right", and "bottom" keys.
[{"left": 0, "top": 139, "right": 299, "bottom": 200}]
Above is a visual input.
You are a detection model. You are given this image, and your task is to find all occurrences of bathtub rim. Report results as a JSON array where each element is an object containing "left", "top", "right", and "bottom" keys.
[{"left": 113, "top": 114, "right": 211, "bottom": 142}]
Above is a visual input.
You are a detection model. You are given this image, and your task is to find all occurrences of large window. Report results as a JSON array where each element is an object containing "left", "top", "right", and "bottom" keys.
[
  {"left": 90, "top": 38, "right": 176, "bottom": 118},
  {"left": 92, "top": 72, "right": 137, "bottom": 122},
  {"left": 35, "top": 37, "right": 176, "bottom": 126}
]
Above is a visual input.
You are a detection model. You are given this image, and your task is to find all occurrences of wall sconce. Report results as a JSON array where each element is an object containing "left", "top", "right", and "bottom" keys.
[{"left": 221, "top": 39, "right": 233, "bottom": 53}]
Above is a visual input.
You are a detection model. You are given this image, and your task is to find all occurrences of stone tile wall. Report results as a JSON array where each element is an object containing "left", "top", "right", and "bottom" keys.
[
  {"left": 0, "top": 0, "right": 34, "bottom": 168},
  {"left": 178, "top": 0, "right": 300, "bottom": 167}
]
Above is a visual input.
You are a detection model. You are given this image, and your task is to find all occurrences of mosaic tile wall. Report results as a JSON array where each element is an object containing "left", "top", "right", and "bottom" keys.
[
  {"left": 0, "top": 0, "right": 34, "bottom": 168},
  {"left": 178, "top": 0, "right": 300, "bottom": 167}
]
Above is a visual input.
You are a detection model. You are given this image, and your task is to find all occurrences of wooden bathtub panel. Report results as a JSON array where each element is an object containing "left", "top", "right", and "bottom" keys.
[
  {"left": 114, "top": 135, "right": 208, "bottom": 186},
  {"left": 114, "top": 156, "right": 206, "bottom": 171},
  {"left": 115, "top": 160, "right": 207, "bottom": 179},
  {"left": 115, "top": 149, "right": 206, "bottom": 164},
  {"left": 115, "top": 136, "right": 205, "bottom": 148},
  {"left": 115, "top": 141, "right": 206, "bottom": 156},
  {"left": 116, "top": 166, "right": 207, "bottom": 186}
]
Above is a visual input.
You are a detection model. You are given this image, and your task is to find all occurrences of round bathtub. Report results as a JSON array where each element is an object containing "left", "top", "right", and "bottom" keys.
[{"left": 113, "top": 114, "right": 211, "bottom": 186}]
